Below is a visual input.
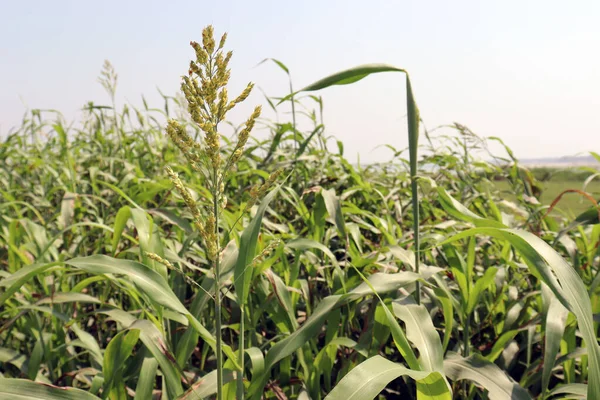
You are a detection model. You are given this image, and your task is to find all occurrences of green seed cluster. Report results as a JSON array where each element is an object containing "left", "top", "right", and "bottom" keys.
[
  {"left": 250, "top": 239, "right": 281, "bottom": 268},
  {"left": 244, "top": 168, "right": 283, "bottom": 213},
  {"left": 164, "top": 25, "right": 272, "bottom": 262}
]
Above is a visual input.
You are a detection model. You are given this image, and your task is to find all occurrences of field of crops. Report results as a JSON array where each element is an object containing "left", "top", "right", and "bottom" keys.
[{"left": 2, "top": 27, "right": 600, "bottom": 400}]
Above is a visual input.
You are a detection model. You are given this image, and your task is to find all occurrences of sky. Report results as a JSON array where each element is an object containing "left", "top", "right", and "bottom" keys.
[{"left": 1, "top": 0, "right": 598, "bottom": 163}]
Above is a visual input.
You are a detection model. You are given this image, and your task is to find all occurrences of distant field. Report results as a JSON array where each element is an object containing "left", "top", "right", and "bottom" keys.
[{"left": 495, "top": 179, "right": 600, "bottom": 216}]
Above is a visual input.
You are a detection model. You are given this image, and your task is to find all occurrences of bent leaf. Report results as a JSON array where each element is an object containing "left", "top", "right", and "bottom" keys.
[
  {"left": 0, "top": 379, "right": 101, "bottom": 400},
  {"left": 325, "top": 356, "right": 451, "bottom": 400},
  {"left": 444, "top": 353, "right": 531, "bottom": 400}
]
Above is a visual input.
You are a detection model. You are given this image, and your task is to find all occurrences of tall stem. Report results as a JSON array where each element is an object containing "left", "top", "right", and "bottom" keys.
[
  {"left": 411, "top": 176, "right": 420, "bottom": 305},
  {"left": 406, "top": 75, "right": 420, "bottom": 306},
  {"left": 214, "top": 176, "right": 223, "bottom": 400},
  {"left": 290, "top": 80, "right": 297, "bottom": 157},
  {"left": 463, "top": 313, "right": 471, "bottom": 397},
  {"left": 237, "top": 307, "right": 245, "bottom": 399},
  {"left": 463, "top": 313, "right": 470, "bottom": 357}
]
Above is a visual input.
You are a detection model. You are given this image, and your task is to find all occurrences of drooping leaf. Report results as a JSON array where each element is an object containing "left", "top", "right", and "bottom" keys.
[
  {"left": 286, "top": 238, "right": 339, "bottom": 267},
  {"left": 442, "top": 228, "right": 600, "bottom": 399},
  {"left": 444, "top": 353, "right": 532, "bottom": 400},
  {"left": 111, "top": 206, "right": 131, "bottom": 256},
  {"left": 320, "top": 188, "right": 346, "bottom": 237},
  {"left": 177, "top": 370, "right": 235, "bottom": 399},
  {"left": 279, "top": 64, "right": 409, "bottom": 104},
  {"left": 547, "top": 383, "right": 587, "bottom": 399},
  {"left": 325, "top": 356, "right": 451, "bottom": 400},
  {"left": 98, "top": 314, "right": 183, "bottom": 400},
  {"left": 0, "top": 379, "right": 101, "bottom": 400},
  {"left": 65, "top": 255, "right": 239, "bottom": 367},
  {"left": 0, "top": 261, "right": 61, "bottom": 306},
  {"left": 437, "top": 187, "right": 506, "bottom": 229},
  {"left": 393, "top": 302, "right": 445, "bottom": 372}
]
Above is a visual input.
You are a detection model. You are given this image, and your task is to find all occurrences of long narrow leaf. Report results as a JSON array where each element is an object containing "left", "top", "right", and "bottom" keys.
[{"left": 325, "top": 356, "right": 451, "bottom": 400}]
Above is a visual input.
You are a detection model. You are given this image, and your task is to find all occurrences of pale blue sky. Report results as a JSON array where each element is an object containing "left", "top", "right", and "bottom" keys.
[{"left": 1, "top": 0, "right": 598, "bottom": 162}]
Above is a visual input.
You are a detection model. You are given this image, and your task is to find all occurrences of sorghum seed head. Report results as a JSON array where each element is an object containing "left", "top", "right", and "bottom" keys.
[
  {"left": 218, "top": 32, "right": 227, "bottom": 50},
  {"left": 202, "top": 25, "right": 215, "bottom": 54}
]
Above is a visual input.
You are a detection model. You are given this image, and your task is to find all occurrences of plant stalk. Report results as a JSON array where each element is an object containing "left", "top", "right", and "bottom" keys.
[
  {"left": 464, "top": 313, "right": 470, "bottom": 358},
  {"left": 411, "top": 176, "right": 420, "bottom": 305},
  {"left": 463, "top": 313, "right": 471, "bottom": 397},
  {"left": 214, "top": 180, "right": 223, "bottom": 400},
  {"left": 237, "top": 307, "right": 245, "bottom": 399},
  {"left": 406, "top": 75, "right": 420, "bottom": 306}
]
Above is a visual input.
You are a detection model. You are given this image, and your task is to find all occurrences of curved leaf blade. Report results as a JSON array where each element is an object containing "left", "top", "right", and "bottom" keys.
[
  {"left": 325, "top": 356, "right": 451, "bottom": 400},
  {"left": 234, "top": 187, "right": 279, "bottom": 306},
  {"left": 444, "top": 353, "right": 532, "bottom": 400},
  {"left": 0, "top": 379, "right": 101, "bottom": 400}
]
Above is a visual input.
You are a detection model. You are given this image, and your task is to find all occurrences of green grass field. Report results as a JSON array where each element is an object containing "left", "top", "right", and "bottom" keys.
[{"left": 495, "top": 178, "right": 600, "bottom": 216}]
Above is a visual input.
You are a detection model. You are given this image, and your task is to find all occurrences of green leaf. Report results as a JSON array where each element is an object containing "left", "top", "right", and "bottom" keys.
[
  {"left": 541, "top": 284, "right": 569, "bottom": 398},
  {"left": 275, "top": 66, "right": 421, "bottom": 293},
  {"left": 380, "top": 301, "right": 420, "bottom": 370},
  {"left": 296, "top": 125, "right": 324, "bottom": 158},
  {"left": 286, "top": 238, "right": 339, "bottom": 267},
  {"left": 26, "top": 339, "right": 44, "bottom": 381},
  {"left": 485, "top": 329, "right": 522, "bottom": 363},
  {"left": 325, "top": 356, "right": 451, "bottom": 400},
  {"left": 466, "top": 267, "right": 498, "bottom": 314},
  {"left": 57, "top": 192, "right": 76, "bottom": 230},
  {"left": 128, "top": 320, "right": 183, "bottom": 399},
  {"left": 102, "top": 329, "right": 140, "bottom": 396},
  {"left": 392, "top": 301, "right": 453, "bottom": 398},
  {"left": 234, "top": 187, "right": 279, "bottom": 306},
  {"left": 248, "top": 271, "right": 420, "bottom": 397},
  {"left": 393, "top": 302, "right": 445, "bottom": 373},
  {"left": 70, "top": 323, "right": 104, "bottom": 367},
  {"left": 564, "top": 204, "right": 600, "bottom": 232},
  {"left": 134, "top": 356, "right": 158, "bottom": 400},
  {"left": 66, "top": 255, "right": 188, "bottom": 315},
  {"left": 0, "top": 379, "right": 101, "bottom": 400},
  {"left": 264, "top": 268, "right": 298, "bottom": 331},
  {"left": 97, "top": 180, "right": 142, "bottom": 210},
  {"left": 443, "top": 353, "right": 532, "bottom": 400},
  {"left": 98, "top": 314, "right": 183, "bottom": 400},
  {"left": 442, "top": 227, "right": 600, "bottom": 399},
  {"left": 279, "top": 64, "right": 409, "bottom": 104},
  {"left": 547, "top": 383, "right": 587, "bottom": 399},
  {"left": 0, "top": 347, "right": 27, "bottom": 375},
  {"left": 130, "top": 208, "right": 167, "bottom": 279},
  {"left": 245, "top": 347, "right": 265, "bottom": 380},
  {"left": 0, "top": 261, "right": 61, "bottom": 307},
  {"left": 111, "top": 206, "right": 131, "bottom": 256},
  {"left": 148, "top": 208, "right": 192, "bottom": 234},
  {"left": 430, "top": 281, "right": 454, "bottom": 352},
  {"left": 37, "top": 292, "right": 101, "bottom": 305},
  {"left": 388, "top": 245, "right": 416, "bottom": 269},
  {"left": 177, "top": 370, "right": 235, "bottom": 399},
  {"left": 65, "top": 255, "right": 239, "bottom": 368},
  {"left": 437, "top": 187, "right": 506, "bottom": 229},
  {"left": 320, "top": 188, "right": 346, "bottom": 237},
  {"left": 257, "top": 58, "right": 290, "bottom": 75}
]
